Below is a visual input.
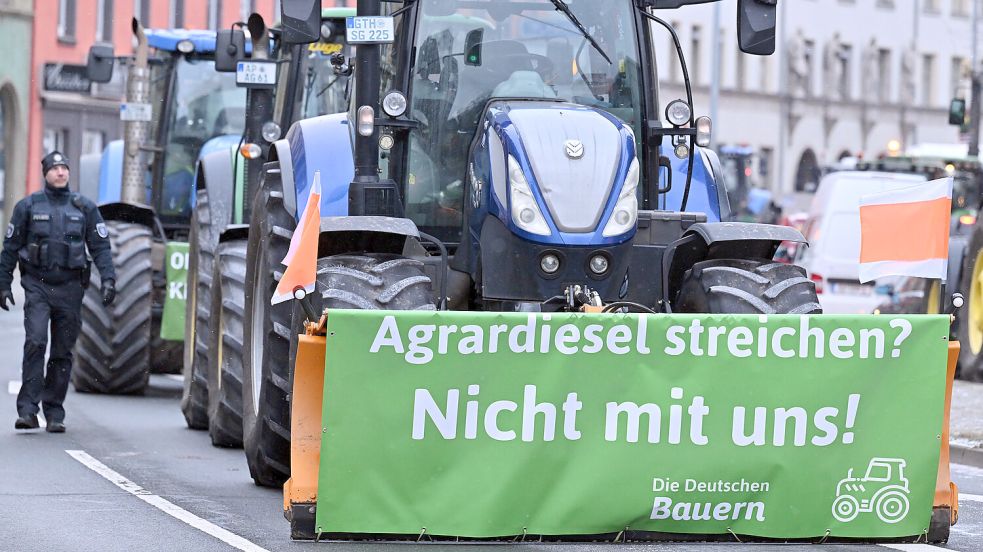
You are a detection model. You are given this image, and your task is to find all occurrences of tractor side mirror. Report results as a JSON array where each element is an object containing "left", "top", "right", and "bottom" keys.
[
  {"left": 86, "top": 43, "right": 115, "bottom": 83},
  {"left": 950, "top": 98, "right": 967, "bottom": 126},
  {"left": 464, "top": 29, "right": 484, "bottom": 67},
  {"left": 215, "top": 29, "right": 247, "bottom": 72},
  {"left": 279, "top": 0, "right": 321, "bottom": 45},
  {"left": 737, "top": 0, "right": 777, "bottom": 56}
]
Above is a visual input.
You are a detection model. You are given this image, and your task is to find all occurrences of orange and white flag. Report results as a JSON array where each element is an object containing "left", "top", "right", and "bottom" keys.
[
  {"left": 271, "top": 171, "right": 321, "bottom": 305},
  {"left": 858, "top": 177, "right": 952, "bottom": 284}
]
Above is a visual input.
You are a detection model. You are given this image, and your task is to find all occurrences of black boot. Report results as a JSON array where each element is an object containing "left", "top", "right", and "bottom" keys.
[
  {"left": 14, "top": 414, "right": 39, "bottom": 430},
  {"left": 45, "top": 421, "right": 65, "bottom": 433}
]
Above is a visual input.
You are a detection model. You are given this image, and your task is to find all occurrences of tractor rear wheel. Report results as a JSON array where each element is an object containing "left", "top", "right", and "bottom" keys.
[
  {"left": 207, "top": 239, "right": 248, "bottom": 448},
  {"left": 675, "top": 259, "right": 822, "bottom": 315},
  {"left": 72, "top": 221, "right": 153, "bottom": 394},
  {"left": 242, "top": 162, "right": 295, "bottom": 487},
  {"left": 181, "top": 189, "right": 214, "bottom": 429}
]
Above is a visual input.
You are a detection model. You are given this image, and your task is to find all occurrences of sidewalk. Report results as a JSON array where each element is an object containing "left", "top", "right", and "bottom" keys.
[{"left": 951, "top": 379, "right": 983, "bottom": 467}]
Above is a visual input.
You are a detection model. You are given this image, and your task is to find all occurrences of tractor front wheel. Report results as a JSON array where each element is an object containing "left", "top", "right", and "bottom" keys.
[
  {"left": 957, "top": 225, "right": 983, "bottom": 380},
  {"left": 242, "top": 163, "right": 295, "bottom": 487},
  {"left": 181, "top": 189, "right": 214, "bottom": 428},
  {"left": 207, "top": 239, "right": 248, "bottom": 448},
  {"left": 675, "top": 258, "right": 822, "bottom": 315}
]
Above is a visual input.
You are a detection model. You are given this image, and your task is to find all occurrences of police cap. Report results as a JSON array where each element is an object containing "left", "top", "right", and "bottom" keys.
[{"left": 41, "top": 151, "right": 70, "bottom": 176}]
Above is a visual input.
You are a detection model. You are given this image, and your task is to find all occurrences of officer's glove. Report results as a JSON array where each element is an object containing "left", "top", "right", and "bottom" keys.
[
  {"left": 0, "top": 289, "right": 13, "bottom": 311},
  {"left": 101, "top": 279, "right": 116, "bottom": 307}
]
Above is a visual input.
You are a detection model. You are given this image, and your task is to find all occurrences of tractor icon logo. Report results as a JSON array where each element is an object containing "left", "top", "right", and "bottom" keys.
[{"left": 832, "top": 458, "right": 911, "bottom": 524}]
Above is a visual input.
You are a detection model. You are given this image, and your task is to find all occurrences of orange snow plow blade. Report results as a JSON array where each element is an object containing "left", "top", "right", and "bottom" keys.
[{"left": 932, "top": 342, "right": 959, "bottom": 534}]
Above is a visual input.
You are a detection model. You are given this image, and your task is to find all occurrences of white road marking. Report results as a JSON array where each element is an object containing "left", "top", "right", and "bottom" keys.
[
  {"left": 879, "top": 544, "right": 945, "bottom": 551},
  {"left": 960, "top": 492, "right": 983, "bottom": 503},
  {"left": 66, "top": 450, "right": 270, "bottom": 552},
  {"left": 8, "top": 380, "right": 20, "bottom": 394},
  {"left": 164, "top": 374, "right": 184, "bottom": 382}
]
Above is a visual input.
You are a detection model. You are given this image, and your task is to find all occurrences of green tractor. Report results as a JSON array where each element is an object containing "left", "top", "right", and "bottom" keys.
[
  {"left": 76, "top": 21, "right": 247, "bottom": 394},
  {"left": 181, "top": 8, "right": 355, "bottom": 447}
]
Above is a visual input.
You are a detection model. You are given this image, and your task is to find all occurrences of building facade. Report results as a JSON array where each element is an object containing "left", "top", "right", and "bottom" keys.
[
  {"left": 27, "top": 0, "right": 288, "bottom": 196},
  {"left": 655, "top": 0, "right": 974, "bottom": 197},
  {"left": 0, "top": 0, "right": 32, "bottom": 227}
]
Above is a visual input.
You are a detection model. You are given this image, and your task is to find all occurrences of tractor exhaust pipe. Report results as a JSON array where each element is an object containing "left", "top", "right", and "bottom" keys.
[
  {"left": 242, "top": 13, "right": 274, "bottom": 221},
  {"left": 122, "top": 18, "right": 150, "bottom": 206}
]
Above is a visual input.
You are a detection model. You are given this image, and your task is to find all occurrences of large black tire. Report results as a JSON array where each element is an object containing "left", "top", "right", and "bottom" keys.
[
  {"left": 207, "top": 239, "right": 248, "bottom": 448},
  {"left": 675, "top": 259, "right": 822, "bottom": 315},
  {"left": 314, "top": 254, "right": 438, "bottom": 312},
  {"left": 181, "top": 189, "right": 213, "bottom": 429},
  {"left": 958, "top": 223, "right": 983, "bottom": 380},
  {"left": 72, "top": 221, "right": 153, "bottom": 394},
  {"left": 287, "top": 254, "right": 435, "bottom": 539},
  {"left": 242, "top": 162, "right": 296, "bottom": 487}
]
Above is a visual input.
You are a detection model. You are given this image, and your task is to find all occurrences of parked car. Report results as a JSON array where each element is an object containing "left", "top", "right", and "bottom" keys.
[{"left": 795, "top": 171, "right": 927, "bottom": 314}]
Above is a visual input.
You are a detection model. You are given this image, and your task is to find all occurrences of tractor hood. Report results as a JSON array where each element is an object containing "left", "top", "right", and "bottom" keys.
[{"left": 483, "top": 101, "right": 637, "bottom": 243}]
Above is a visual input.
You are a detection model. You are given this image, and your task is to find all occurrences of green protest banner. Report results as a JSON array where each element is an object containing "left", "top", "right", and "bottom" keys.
[
  {"left": 159, "top": 241, "right": 189, "bottom": 341},
  {"left": 316, "top": 311, "right": 950, "bottom": 539}
]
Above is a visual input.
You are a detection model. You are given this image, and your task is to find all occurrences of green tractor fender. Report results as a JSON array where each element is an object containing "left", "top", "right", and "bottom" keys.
[{"left": 661, "top": 222, "right": 807, "bottom": 311}]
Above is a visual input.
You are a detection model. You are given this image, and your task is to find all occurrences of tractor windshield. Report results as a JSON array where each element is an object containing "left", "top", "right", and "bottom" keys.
[
  {"left": 299, "top": 37, "right": 352, "bottom": 118},
  {"left": 405, "top": 0, "right": 644, "bottom": 242},
  {"left": 160, "top": 58, "right": 245, "bottom": 219}
]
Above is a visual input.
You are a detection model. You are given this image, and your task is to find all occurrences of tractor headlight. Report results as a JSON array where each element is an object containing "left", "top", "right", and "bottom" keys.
[
  {"left": 177, "top": 40, "right": 195, "bottom": 54},
  {"left": 602, "top": 157, "right": 639, "bottom": 237},
  {"left": 666, "top": 99, "right": 691, "bottom": 127},
  {"left": 261, "top": 121, "right": 282, "bottom": 143},
  {"left": 382, "top": 91, "right": 408, "bottom": 117},
  {"left": 508, "top": 155, "right": 550, "bottom": 236}
]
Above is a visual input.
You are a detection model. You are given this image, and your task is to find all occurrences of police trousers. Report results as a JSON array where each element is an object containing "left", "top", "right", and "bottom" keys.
[{"left": 15, "top": 272, "right": 83, "bottom": 422}]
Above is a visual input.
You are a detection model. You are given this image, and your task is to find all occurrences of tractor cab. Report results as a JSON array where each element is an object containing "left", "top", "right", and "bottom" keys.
[
  {"left": 87, "top": 29, "right": 248, "bottom": 235},
  {"left": 272, "top": 0, "right": 790, "bottom": 313}
]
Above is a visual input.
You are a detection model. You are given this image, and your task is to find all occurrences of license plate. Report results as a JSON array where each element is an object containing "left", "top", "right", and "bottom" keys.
[
  {"left": 236, "top": 61, "right": 277, "bottom": 88},
  {"left": 119, "top": 102, "right": 152, "bottom": 122},
  {"left": 346, "top": 16, "right": 395, "bottom": 44}
]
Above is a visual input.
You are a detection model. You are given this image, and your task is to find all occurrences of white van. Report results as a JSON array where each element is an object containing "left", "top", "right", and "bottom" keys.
[{"left": 796, "top": 171, "right": 927, "bottom": 314}]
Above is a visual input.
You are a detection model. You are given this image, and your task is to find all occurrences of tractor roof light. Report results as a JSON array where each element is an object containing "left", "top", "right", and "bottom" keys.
[
  {"left": 177, "top": 40, "right": 195, "bottom": 54},
  {"left": 382, "top": 91, "right": 408, "bottom": 118},
  {"left": 666, "top": 99, "right": 691, "bottom": 127},
  {"left": 357, "top": 106, "right": 375, "bottom": 137}
]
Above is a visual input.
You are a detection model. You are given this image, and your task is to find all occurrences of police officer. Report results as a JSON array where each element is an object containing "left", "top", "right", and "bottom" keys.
[{"left": 0, "top": 151, "right": 116, "bottom": 432}]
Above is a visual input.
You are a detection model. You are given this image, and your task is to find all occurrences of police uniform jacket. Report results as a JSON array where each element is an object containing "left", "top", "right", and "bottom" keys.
[{"left": 0, "top": 184, "right": 116, "bottom": 288}]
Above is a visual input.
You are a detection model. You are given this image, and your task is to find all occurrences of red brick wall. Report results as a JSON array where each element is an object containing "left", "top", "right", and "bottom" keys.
[{"left": 28, "top": 1, "right": 288, "bottom": 193}]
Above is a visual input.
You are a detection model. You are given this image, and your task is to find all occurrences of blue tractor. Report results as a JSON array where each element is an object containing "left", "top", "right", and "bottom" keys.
[
  {"left": 240, "top": 0, "right": 818, "bottom": 488},
  {"left": 77, "top": 20, "right": 247, "bottom": 394}
]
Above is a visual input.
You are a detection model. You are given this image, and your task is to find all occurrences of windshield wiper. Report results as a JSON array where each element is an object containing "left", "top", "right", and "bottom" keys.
[{"left": 548, "top": 0, "right": 611, "bottom": 65}]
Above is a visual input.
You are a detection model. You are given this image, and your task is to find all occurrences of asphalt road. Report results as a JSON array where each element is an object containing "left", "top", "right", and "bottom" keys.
[{"left": 2, "top": 280, "right": 983, "bottom": 551}]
